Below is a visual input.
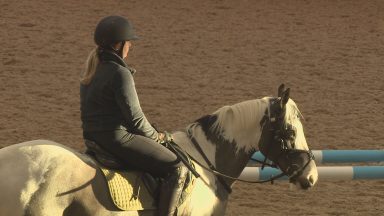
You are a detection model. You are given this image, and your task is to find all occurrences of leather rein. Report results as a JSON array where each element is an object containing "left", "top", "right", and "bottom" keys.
[
  {"left": 185, "top": 128, "right": 288, "bottom": 185},
  {"left": 172, "top": 129, "right": 290, "bottom": 195}
]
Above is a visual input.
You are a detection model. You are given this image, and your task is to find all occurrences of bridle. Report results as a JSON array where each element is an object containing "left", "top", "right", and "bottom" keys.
[{"left": 258, "top": 97, "right": 315, "bottom": 183}]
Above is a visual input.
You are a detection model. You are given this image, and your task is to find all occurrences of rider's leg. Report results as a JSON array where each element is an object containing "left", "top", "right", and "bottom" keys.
[{"left": 83, "top": 130, "right": 188, "bottom": 215}]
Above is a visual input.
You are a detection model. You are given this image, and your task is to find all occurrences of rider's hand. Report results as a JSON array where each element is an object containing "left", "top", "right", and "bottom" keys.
[
  {"left": 157, "top": 131, "right": 173, "bottom": 144},
  {"left": 157, "top": 133, "right": 165, "bottom": 142}
]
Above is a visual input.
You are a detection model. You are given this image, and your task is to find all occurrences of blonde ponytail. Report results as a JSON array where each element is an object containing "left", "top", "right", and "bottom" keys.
[{"left": 80, "top": 47, "right": 99, "bottom": 85}]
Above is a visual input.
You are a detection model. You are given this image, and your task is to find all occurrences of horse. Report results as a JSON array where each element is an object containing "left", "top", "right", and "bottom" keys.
[{"left": 0, "top": 85, "right": 318, "bottom": 216}]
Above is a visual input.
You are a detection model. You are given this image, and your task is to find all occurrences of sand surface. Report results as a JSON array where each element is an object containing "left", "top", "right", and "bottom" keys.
[{"left": 1, "top": 0, "right": 384, "bottom": 215}]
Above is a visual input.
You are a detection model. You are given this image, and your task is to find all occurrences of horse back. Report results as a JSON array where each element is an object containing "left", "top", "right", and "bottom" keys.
[{"left": 0, "top": 140, "right": 155, "bottom": 216}]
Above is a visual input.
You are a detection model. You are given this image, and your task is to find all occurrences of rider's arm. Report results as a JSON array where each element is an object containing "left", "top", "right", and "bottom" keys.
[{"left": 112, "top": 67, "right": 158, "bottom": 140}]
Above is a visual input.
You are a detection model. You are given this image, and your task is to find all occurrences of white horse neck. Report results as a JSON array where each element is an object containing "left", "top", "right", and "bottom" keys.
[{"left": 174, "top": 98, "right": 270, "bottom": 185}]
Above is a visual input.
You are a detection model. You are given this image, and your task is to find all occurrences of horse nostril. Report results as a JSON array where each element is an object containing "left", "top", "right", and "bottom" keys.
[
  {"left": 300, "top": 180, "right": 311, "bottom": 189},
  {"left": 308, "top": 175, "right": 315, "bottom": 186},
  {"left": 298, "top": 175, "right": 316, "bottom": 189}
]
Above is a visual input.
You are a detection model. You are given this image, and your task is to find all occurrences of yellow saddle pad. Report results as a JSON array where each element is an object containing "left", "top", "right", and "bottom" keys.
[
  {"left": 100, "top": 167, "right": 157, "bottom": 211},
  {"left": 100, "top": 166, "right": 196, "bottom": 211}
]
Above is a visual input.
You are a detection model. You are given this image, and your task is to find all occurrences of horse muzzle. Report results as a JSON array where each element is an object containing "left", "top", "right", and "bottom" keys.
[{"left": 291, "top": 160, "right": 318, "bottom": 190}]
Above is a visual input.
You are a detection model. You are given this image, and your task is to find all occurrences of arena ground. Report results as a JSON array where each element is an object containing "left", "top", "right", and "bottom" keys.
[{"left": 1, "top": 0, "right": 384, "bottom": 215}]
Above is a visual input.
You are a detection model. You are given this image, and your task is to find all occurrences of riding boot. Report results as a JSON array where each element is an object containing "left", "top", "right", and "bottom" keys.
[{"left": 157, "top": 166, "right": 189, "bottom": 216}]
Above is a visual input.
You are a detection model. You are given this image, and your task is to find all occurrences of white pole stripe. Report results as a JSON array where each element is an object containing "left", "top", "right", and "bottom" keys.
[{"left": 240, "top": 166, "right": 384, "bottom": 181}]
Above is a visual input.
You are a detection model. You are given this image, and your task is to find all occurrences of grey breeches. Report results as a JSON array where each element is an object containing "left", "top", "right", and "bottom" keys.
[{"left": 83, "top": 129, "right": 182, "bottom": 178}]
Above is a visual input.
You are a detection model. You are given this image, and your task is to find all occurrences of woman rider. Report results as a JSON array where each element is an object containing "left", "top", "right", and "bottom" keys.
[{"left": 80, "top": 15, "right": 187, "bottom": 216}]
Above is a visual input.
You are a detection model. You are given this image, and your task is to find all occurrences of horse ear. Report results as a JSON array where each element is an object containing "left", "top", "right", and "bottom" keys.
[
  {"left": 278, "top": 84, "right": 285, "bottom": 97},
  {"left": 281, "top": 88, "right": 290, "bottom": 106}
]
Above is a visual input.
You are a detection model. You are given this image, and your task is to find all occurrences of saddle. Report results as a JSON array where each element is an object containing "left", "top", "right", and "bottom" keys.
[{"left": 84, "top": 139, "right": 195, "bottom": 211}]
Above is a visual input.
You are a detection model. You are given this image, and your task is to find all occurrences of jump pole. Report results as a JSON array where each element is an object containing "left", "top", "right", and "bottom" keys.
[
  {"left": 240, "top": 166, "right": 384, "bottom": 181},
  {"left": 250, "top": 150, "right": 384, "bottom": 164}
]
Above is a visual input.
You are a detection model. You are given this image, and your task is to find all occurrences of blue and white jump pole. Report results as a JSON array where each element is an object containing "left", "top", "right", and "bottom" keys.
[
  {"left": 240, "top": 166, "right": 384, "bottom": 181},
  {"left": 251, "top": 150, "right": 384, "bottom": 164}
]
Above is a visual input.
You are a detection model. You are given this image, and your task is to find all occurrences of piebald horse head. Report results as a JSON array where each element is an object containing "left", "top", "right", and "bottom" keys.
[
  {"left": 202, "top": 84, "right": 318, "bottom": 190},
  {"left": 258, "top": 84, "right": 318, "bottom": 189}
]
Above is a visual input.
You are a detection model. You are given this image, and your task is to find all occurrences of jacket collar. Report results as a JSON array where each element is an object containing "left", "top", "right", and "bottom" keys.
[
  {"left": 98, "top": 49, "right": 136, "bottom": 75},
  {"left": 99, "top": 49, "right": 128, "bottom": 68}
]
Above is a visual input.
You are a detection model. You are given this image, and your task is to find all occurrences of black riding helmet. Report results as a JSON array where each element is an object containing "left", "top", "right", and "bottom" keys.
[{"left": 94, "top": 16, "right": 139, "bottom": 49}]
